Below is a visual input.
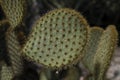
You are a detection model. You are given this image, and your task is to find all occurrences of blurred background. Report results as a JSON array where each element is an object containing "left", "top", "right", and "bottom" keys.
[{"left": 0, "top": 0, "right": 120, "bottom": 80}]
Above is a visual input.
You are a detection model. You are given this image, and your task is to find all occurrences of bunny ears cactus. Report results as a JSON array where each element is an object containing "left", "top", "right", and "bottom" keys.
[
  {"left": 22, "top": 8, "right": 89, "bottom": 69},
  {"left": 0, "top": 0, "right": 119, "bottom": 79}
]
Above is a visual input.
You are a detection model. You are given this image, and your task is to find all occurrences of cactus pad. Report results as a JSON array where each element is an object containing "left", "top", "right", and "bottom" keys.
[
  {"left": 0, "top": 20, "right": 9, "bottom": 61},
  {"left": 1, "top": 64, "right": 14, "bottom": 80},
  {"left": 93, "top": 25, "right": 118, "bottom": 80},
  {"left": 22, "top": 8, "right": 89, "bottom": 69},
  {"left": 82, "top": 27, "right": 103, "bottom": 73},
  {"left": 0, "top": 0, "right": 26, "bottom": 28},
  {"left": 6, "top": 28, "right": 23, "bottom": 75}
]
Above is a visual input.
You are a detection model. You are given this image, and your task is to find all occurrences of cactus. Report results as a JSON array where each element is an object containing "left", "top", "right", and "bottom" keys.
[
  {"left": 93, "top": 25, "right": 118, "bottom": 80},
  {"left": 0, "top": 0, "right": 26, "bottom": 28},
  {"left": 0, "top": 63, "right": 14, "bottom": 80},
  {"left": 0, "top": 1, "right": 119, "bottom": 79},
  {"left": 39, "top": 70, "right": 49, "bottom": 80},
  {"left": 63, "top": 67, "right": 80, "bottom": 80},
  {"left": 82, "top": 27, "right": 104, "bottom": 74},
  {"left": 22, "top": 8, "right": 89, "bottom": 69},
  {"left": 38, "top": 68, "right": 52, "bottom": 80},
  {"left": 5, "top": 28, "right": 23, "bottom": 75}
]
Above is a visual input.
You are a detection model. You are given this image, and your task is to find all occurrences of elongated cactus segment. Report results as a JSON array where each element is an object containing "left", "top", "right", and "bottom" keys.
[
  {"left": 63, "top": 67, "right": 80, "bottom": 80},
  {"left": 1, "top": 64, "right": 14, "bottom": 80},
  {"left": 82, "top": 27, "right": 103, "bottom": 73},
  {"left": 0, "top": 0, "right": 26, "bottom": 28},
  {"left": 5, "top": 28, "right": 23, "bottom": 75},
  {"left": 93, "top": 25, "right": 118, "bottom": 80},
  {"left": 22, "top": 8, "right": 89, "bottom": 69}
]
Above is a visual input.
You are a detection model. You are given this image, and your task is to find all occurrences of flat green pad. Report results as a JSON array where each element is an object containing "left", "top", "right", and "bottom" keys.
[
  {"left": 82, "top": 27, "right": 103, "bottom": 73},
  {"left": 6, "top": 28, "right": 23, "bottom": 75},
  {"left": 93, "top": 25, "right": 118, "bottom": 80},
  {"left": 0, "top": 0, "right": 26, "bottom": 28},
  {"left": 22, "top": 8, "right": 89, "bottom": 69},
  {"left": 1, "top": 64, "right": 13, "bottom": 80}
]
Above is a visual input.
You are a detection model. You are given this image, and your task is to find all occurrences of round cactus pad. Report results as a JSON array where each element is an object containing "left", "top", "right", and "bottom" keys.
[{"left": 22, "top": 8, "right": 89, "bottom": 69}]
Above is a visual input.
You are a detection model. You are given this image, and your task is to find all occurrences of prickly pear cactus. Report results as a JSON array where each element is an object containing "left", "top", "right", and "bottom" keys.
[
  {"left": 82, "top": 27, "right": 103, "bottom": 73},
  {"left": 0, "top": 63, "right": 14, "bottom": 80},
  {"left": 0, "top": 0, "right": 26, "bottom": 28},
  {"left": 93, "top": 25, "right": 118, "bottom": 80},
  {"left": 22, "top": 8, "right": 89, "bottom": 69},
  {"left": 5, "top": 28, "right": 23, "bottom": 75}
]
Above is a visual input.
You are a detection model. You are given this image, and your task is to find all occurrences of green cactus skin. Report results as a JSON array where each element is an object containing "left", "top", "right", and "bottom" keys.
[
  {"left": 22, "top": 8, "right": 89, "bottom": 69},
  {"left": 0, "top": 63, "right": 14, "bottom": 80},
  {"left": 93, "top": 25, "right": 118, "bottom": 80},
  {"left": 82, "top": 27, "right": 104, "bottom": 74},
  {"left": 38, "top": 69, "right": 51, "bottom": 80},
  {"left": 5, "top": 28, "right": 23, "bottom": 75},
  {"left": 39, "top": 70, "right": 48, "bottom": 80},
  {"left": 0, "top": 0, "right": 26, "bottom": 28},
  {"left": 63, "top": 67, "right": 80, "bottom": 80}
]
